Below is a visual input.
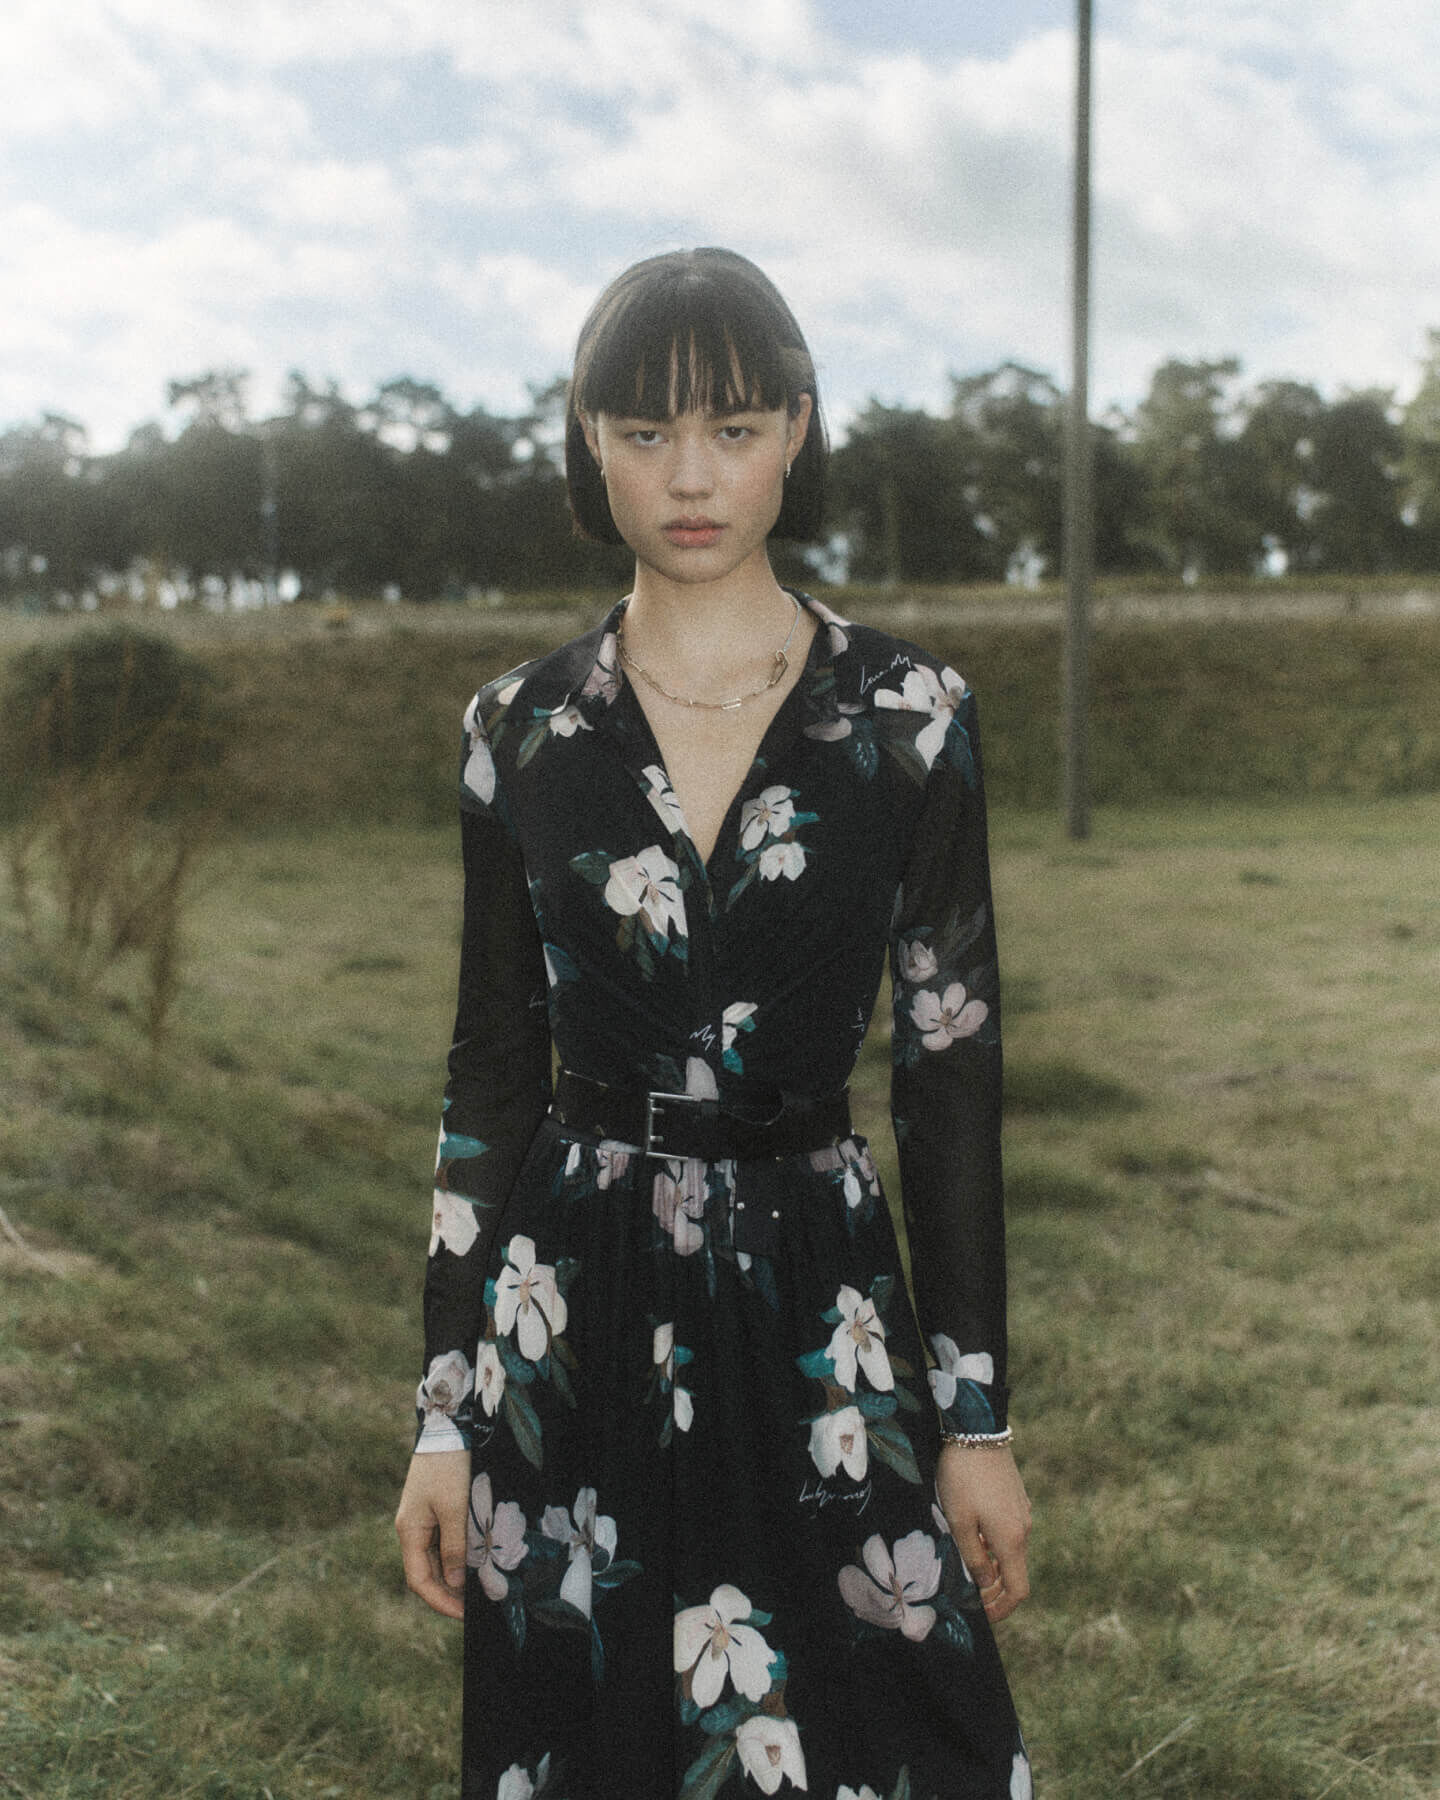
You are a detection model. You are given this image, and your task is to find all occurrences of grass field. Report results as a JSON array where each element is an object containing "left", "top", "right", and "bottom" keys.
[{"left": 3, "top": 782, "right": 1437, "bottom": 1797}]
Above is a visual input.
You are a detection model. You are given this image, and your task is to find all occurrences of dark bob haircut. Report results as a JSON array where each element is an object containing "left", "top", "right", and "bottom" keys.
[{"left": 565, "top": 248, "right": 828, "bottom": 544}]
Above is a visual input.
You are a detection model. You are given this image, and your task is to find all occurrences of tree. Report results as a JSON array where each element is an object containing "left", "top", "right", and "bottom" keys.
[
  {"left": 1128, "top": 358, "right": 1257, "bottom": 576},
  {"left": 950, "top": 363, "right": 1065, "bottom": 577},
  {"left": 1235, "top": 379, "right": 1327, "bottom": 570},
  {"left": 829, "top": 402, "right": 995, "bottom": 583},
  {"left": 1304, "top": 390, "right": 1409, "bottom": 573},
  {"left": 1400, "top": 329, "right": 1440, "bottom": 570}
]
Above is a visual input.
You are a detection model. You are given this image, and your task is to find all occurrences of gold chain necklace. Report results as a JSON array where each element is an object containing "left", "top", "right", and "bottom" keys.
[{"left": 616, "top": 596, "right": 803, "bottom": 712}]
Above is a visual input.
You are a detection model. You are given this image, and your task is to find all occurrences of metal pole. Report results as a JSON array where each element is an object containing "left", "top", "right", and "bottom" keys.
[{"left": 1063, "top": 0, "right": 1094, "bottom": 839}]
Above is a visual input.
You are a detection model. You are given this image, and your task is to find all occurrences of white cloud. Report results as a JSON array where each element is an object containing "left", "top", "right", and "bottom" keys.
[{"left": 3, "top": 0, "right": 1438, "bottom": 450}]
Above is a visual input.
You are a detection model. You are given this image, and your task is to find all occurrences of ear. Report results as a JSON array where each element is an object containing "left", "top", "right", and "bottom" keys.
[
  {"left": 786, "top": 392, "right": 813, "bottom": 462},
  {"left": 580, "top": 413, "right": 603, "bottom": 465}
]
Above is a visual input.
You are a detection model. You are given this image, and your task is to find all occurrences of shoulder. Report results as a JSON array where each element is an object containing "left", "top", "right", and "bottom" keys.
[
  {"left": 805, "top": 598, "right": 978, "bottom": 787},
  {"left": 459, "top": 620, "right": 616, "bottom": 812},
  {"left": 463, "top": 616, "right": 616, "bottom": 742},
  {"left": 803, "top": 594, "right": 975, "bottom": 716}
]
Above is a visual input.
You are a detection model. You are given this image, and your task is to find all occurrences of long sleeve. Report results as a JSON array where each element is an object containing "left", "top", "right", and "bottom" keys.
[
  {"left": 888, "top": 688, "right": 1009, "bottom": 1434},
  {"left": 414, "top": 691, "right": 553, "bottom": 1452}
]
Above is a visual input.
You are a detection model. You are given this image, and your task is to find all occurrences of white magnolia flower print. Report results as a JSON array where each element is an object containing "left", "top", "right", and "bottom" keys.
[
  {"left": 837, "top": 1530, "right": 942, "bottom": 1641},
  {"left": 808, "top": 1404, "right": 868, "bottom": 1480},
  {"left": 673, "top": 1583, "right": 777, "bottom": 1708},
  {"left": 759, "top": 839, "right": 807, "bottom": 882},
  {"left": 1012, "top": 1752, "right": 1034, "bottom": 1800},
  {"left": 721, "top": 1000, "right": 758, "bottom": 1054},
  {"left": 910, "top": 981, "right": 989, "bottom": 1050},
  {"left": 603, "top": 844, "right": 687, "bottom": 940},
  {"left": 545, "top": 701, "right": 590, "bottom": 739},
  {"left": 827, "top": 1286, "right": 894, "bottom": 1392},
  {"left": 928, "top": 1336, "right": 995, "bottom": 1413},
  {"left": 734, "top": 1714, "right": 808, "bottom": 1794},
  {"left": 653, "top": 1165, "right": 705, "bottom": 1255},
  {"left": 540, "top": 1486, "right": 617, "bottom": 1620},
  {"left": 429, "top": 1188, "right": 480, "bottom": 1258},
  {"left": 896, "top": 937, "right": 939, "bottom": 984},
  {"left": 740, "top": 784, "right": 796, "bottom": 849},
  {"left": 475, "top": 1340, "right": 506, "bottom": 1417},
  {"left": 641, "top": 763, "right": 688, "bottom": 837},
  {"left": 497, "top": 1754, "right": 551, "bottom": 1800},
  {"left": 460, "top": 696, "right": 497, "bottom": 805},
  {"left": 595, "top": 1142, "right": 633, "bottom": 1189},
  {"left": 837, "top": 1788, "right": 881, "bottom": 1800},
  {"left": 493, "top": 1235, "right": 568, "bottom": 1361},
  {"left": 418, "top": 1349, "right": 472, "bottom": 1420},
  {"left": 466, "top": 1472, "right": 527, "bottom": 1601},
  {"left": 581, "top": 628, "right": 621, "bottom": 703},
  {"left": 653, "top": 1323, "right": 695, "bottom": 1432},
  {"left": 873, "top": 662, "right": 968, "bottom": 770}
]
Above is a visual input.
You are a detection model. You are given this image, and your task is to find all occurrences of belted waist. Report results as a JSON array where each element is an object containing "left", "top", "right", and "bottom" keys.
[{"left": 550, "top": 1068, "right": 851, "bottom": 1161}]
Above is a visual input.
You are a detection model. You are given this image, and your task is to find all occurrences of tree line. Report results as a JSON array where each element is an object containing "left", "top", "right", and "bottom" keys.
[{"left": 4, "top": 337, "right": 1440, "bottom": 606}]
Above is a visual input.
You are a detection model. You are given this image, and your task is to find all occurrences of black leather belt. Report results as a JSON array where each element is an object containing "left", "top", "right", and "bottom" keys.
[{"left": 550, "top": 1068, "right": 851, "bottom": 1161}]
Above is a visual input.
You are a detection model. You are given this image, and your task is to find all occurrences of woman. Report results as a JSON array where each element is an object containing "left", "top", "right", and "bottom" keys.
[{"left": 396, "top": 248, "right": 1033, "bottom": 1800}]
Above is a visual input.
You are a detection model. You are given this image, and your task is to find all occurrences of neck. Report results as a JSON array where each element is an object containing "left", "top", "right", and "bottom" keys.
[{"left": 624, "top": 556, "right": 798, "bottom": 668}]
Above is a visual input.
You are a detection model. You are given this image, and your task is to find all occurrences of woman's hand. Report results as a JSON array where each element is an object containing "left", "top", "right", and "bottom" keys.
[
  {"left": 395, "top": 1448, "right": 471, "bottom": 1620},
  {"left": 935, "top": 1443, "right": 1032, "bottom": 1624}
]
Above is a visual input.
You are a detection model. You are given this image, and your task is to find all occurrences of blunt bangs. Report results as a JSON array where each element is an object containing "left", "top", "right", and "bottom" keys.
[{"left": 565, "top": 248, "right": 828, "bottom": 545}]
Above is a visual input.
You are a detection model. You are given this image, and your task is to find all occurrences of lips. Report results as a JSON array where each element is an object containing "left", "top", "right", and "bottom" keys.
[{"left": 662, "top": 518, "right": 725, "bottom": 548}]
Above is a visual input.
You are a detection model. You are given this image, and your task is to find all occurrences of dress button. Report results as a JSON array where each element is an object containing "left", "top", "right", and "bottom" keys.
[{"left": 771, "top": 1208, "right": 781, "bottom": 1219}]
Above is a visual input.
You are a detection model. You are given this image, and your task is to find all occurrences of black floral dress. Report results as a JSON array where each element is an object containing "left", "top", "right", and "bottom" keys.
[{"left": 414, "top": 593, "right": 1032, "bottom": 1800}]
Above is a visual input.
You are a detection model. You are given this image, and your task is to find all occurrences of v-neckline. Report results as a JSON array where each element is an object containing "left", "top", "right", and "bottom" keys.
[{"left": 614, "top": 600, "right": 824, "bottom": 885}]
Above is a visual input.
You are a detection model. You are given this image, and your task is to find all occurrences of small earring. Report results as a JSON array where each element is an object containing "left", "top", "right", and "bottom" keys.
[{"left": 784, "top": 461, "right": 792, "bottom": 480}]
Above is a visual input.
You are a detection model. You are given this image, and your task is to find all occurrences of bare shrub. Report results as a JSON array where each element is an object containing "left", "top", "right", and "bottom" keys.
[{"left": 3, "top": 627, "right": 226, "bottom": 1041}]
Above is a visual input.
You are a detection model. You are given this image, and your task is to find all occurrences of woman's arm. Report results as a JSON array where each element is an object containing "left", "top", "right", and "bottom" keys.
[
  {"left": 401, "top": 693, "right": 552, "bottom": 1616},
  {"left": 888, "top": 682, "right": 1031, "bottom": 1617}
]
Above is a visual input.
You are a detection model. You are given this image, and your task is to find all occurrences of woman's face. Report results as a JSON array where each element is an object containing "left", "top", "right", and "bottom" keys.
[{"left": 582, "top": 393, "right": 811, "bottom": 588}]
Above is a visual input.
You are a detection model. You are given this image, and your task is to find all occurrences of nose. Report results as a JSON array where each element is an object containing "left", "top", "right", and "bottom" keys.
[{"left": 667, "top": 431, "right": 714, "bottom": 498}]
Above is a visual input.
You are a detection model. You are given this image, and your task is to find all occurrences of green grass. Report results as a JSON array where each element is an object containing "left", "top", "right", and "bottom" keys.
[{"left": 3, "top": 797, "right": 1440, "bottom": 1796}]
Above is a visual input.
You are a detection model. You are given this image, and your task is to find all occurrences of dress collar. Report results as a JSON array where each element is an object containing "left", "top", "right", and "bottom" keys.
[{"left": 567, "top": 589, "right": 855, "bottom": 727}]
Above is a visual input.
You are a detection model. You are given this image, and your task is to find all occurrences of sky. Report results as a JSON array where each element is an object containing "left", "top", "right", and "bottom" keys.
[{"left": 4, "top": 0, "right": 1439, "bottom": 451}]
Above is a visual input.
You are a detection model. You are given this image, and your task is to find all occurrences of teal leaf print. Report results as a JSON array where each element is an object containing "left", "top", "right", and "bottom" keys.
[
  {"left": 504, "top": 1384, "right": 543, "bottom": 1470},
  {"left": 546, "top": 1351, "right": 576, "bottom": 1410},
  {"left": 932, "top": 1600, "right": 976, "bottom": 1655},
  {"left": 678, "top": 1734, "right": 735, "bottom": 1800},
  {"left": 437, "top": 1126, "right": 487, "bottom": 1164},
  {"left": 569, "top": 849, "right": 613, "bottom": 885},
  {"left": 593, "top": 1558, "right": 642, "bottom": 1591},
  {"left": 865, "top": 1416, "right": 922, "bottom": 1484},
  {"left": 497, "top": 1340, "right": 536, "bottom": 1385},
  {"left": 696, "top": 1696, "right": 749, "bottom": 1736}
]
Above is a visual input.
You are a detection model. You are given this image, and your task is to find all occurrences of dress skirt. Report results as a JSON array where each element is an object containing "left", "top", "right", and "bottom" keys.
[{"left": 459, "top": 1118, "right": 1029, "bottom": 1800}]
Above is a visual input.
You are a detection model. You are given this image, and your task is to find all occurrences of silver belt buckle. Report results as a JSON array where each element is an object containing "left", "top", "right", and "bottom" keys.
[{"left": 644, "top": 1089, "right": 699, "bottom": 1158}]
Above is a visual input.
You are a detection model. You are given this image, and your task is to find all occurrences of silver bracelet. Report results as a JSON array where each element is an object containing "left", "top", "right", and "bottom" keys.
[{"left": 939, "top": 1425, "right": 1014, "bottom": 1449}]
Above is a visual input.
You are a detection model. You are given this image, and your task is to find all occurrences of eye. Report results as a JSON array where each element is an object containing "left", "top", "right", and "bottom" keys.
[
  {"left": 625, "top": 427, "right": 665, "bottom": 446},
  {"left": 717, "top": 423, "right": 754, "bottom": 443}
]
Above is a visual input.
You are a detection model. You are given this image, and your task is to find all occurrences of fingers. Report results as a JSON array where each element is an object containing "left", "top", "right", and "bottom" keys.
[
  {"left": 396, "top": 1508, "right": 466, "bottom": 1620},
  {"left": 946, "top": 1517, "right": 1031, "bottom": 1623},
  {"left": 982, "top": 1541, "right": 1031, "bottom": 1623},
  {"left": 438, "top": 1496, "right": 469, "bottom": 1598}
]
